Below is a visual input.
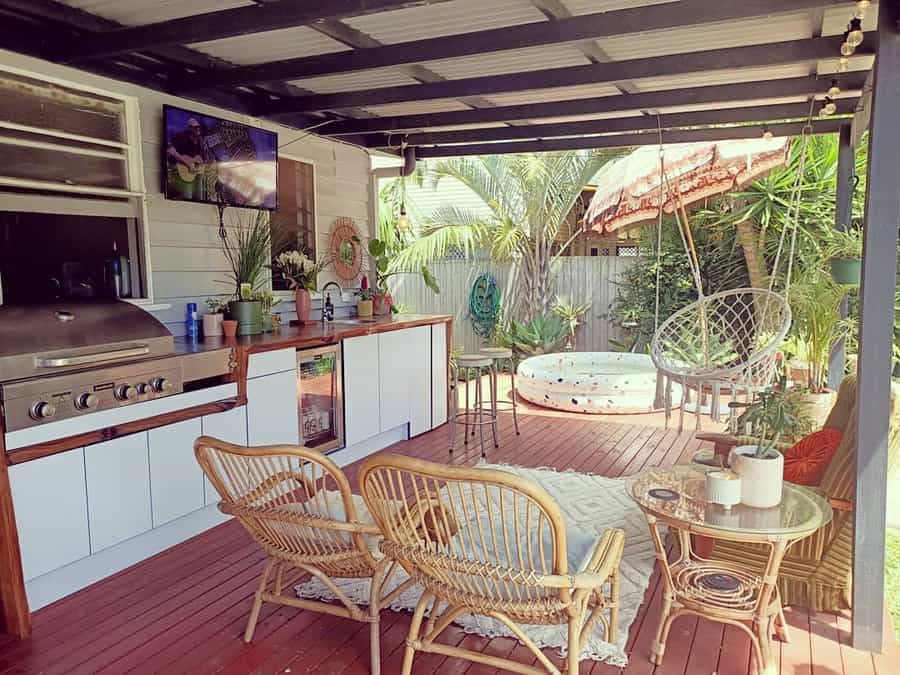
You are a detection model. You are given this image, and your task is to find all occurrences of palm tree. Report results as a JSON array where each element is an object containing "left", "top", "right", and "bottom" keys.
[{"left": 387, "top": 151, "right": 616, "bottom": 319}]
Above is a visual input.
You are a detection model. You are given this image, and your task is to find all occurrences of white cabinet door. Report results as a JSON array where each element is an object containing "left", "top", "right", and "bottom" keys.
[
  {"left": 378, "top": 329, "right": 411, "bottom": 433},
  {"left": 201, "top": 406, "right": 248, "bottom": 505},
  {"left": 343, "top": 334, "right": 380, "bottom": 446},
  {"left": 431, "top": 323, "right": 449, "bottom": 428},
  {"left": 84, "top": 434, "right": 152, "bottom": 553},
  {"left": 9, "top": 449, "right": 90, "bottom": 580},
  {"left": 148, "top": 418, "right": 204, "bottom": 526},
  {"left": 247, "top": 369, "right": 299, "bottom": 446},
  {"left": 408, "top": 326, "right": 432, "bottom": 437}
]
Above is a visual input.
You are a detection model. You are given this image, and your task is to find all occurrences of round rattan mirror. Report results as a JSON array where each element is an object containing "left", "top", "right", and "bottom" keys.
[{"left": 329, "top": 216, "right": 363, "bottom": 283}]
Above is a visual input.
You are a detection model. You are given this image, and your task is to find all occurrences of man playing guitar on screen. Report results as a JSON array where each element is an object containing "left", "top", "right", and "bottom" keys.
[{"left": 166, "top": 117, "right": 212, "bottom": 200}]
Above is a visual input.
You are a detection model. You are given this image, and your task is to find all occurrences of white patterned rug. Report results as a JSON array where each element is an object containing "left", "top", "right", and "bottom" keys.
[{"left": 295, "top": 463, "right": 656, "bottom": 667}]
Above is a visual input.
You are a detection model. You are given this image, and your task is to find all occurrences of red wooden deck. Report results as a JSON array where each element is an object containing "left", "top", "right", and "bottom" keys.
[{"left": 2, "top": 411, "right": 895, "bottom": 675}]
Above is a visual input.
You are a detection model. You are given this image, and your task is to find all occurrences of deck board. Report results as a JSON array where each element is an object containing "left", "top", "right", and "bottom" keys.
[{"left": 2, "top": 409, "right": 888, "bottom": 675}]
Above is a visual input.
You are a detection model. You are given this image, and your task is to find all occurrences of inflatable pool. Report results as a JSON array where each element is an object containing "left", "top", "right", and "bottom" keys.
[{"left": 516, "top": 352, "right": 680, "bottom": 414}]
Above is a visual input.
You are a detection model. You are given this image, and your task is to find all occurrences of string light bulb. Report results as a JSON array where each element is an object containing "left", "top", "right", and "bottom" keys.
[
  {"left": 838, "top": 55, "right": 850, "bottom": 72},
  {"left": 847, "top": 18, "right": 864, "bottom": 47},
  {"left": 820, "top": 97, "right": 837, "bottom": 116},
  {"left": 827, "top": 79, "right": 841, "bottom": 98},
  {"left": 397, "top": 203, "right": 410, "bottom": 231},
  {"left": 840, "top": 32, "right": 855, "bottom": 57},
  {"left": 762, "top": 127, "right": 774, "bottom": 141}
]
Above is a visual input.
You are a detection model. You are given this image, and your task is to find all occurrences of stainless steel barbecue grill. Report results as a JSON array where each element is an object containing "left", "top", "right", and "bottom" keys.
[{"left": 0, "top": 300, "right": 231, "bottom": 433}]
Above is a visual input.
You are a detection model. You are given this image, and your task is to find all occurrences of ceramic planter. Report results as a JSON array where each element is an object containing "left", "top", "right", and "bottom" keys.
[
  {"left": 829, "top": 257, "right": 861, "bottom": 285},
  {"left": 294, "top": 287, "right": 312, "bottom": 323},
  {"left": 357, "top": 299, "right": 374, "bottom": 318},
  {"left": 728, "top": 445, "right": 784, "bottom": 508},
  {"left": 202, "top": 313, "right": 223, "bottom": 337},
  {"left": 222, "top": 319, "right": 238, "bottom": 337},
  {"left": 228, "top": 300, "right": 262, "bottom": 336},
  {"left": 705, "top": 470, "right": 742, "bottom": 509}
]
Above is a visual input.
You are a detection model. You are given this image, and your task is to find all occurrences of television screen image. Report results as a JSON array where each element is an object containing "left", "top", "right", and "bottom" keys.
[{"left": 163, "top": 105, "right": 278, "bottom": 210}]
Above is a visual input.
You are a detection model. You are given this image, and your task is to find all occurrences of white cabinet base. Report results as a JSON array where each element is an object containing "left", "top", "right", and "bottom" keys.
[{"left": 327, "top": 424, "right": 408, "bottom": 469}]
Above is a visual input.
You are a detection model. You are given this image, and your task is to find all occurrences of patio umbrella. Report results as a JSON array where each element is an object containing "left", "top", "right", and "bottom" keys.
[{"left": 583, "top": 137, "right": 790, "bottom": 235}]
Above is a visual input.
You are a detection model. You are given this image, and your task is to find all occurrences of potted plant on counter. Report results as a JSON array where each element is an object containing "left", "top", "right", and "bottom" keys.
[
  {"left": 203, "top": 298, "right": 228, "bottom": 337},
  {"left": 221, "top": 210, "right": 273, "bottom": 336},
  {"left": 730, "top": 389, "right": 811, "bottom": 508},
  {"left": 367, "top": 237, "right": 440, "bottom": 315},
  {"left": 272, "top": 249, "right": 330, "bottom": 323},
  {"left": 254, "top": 290, "right": 281, "bottom": 332},
  {"left": 823, "top": 225, "right": 863, "bottom": 286},
  {"left": 356, "top": 276, "right": 375, "bottom": 318}
]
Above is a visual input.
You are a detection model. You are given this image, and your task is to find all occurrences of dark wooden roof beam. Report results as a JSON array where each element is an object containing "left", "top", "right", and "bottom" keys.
[
  {"left": 170, "top": 0, "right": 848, "bottom": 91},
  {"left": 259, "top": 34, "right": 874, "bottom": 114},
  {"left": 367, "top": 99, "right": 859, "bottom": 147},
  {"left": 52, "top": 0, "right": 455, "bottom": 63}
]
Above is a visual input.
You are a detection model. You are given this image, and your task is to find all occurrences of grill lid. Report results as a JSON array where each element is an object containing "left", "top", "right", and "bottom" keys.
[{"left": 0, "top": 300, "right": 174, "bottom": 382}]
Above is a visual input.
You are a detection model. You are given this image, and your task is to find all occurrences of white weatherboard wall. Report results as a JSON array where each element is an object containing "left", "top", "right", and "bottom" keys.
[{"left": 0, "top": 49, "right": 374, "bottom": 336}]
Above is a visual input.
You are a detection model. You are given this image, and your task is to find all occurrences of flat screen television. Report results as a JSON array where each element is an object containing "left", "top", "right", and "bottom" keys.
[{"left": 162, "top": 105, "right": 278, "bottom": 210}]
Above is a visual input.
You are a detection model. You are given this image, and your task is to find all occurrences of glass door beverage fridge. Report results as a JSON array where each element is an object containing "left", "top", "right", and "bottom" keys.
[{"left": 296, "top": 344, "right": 343, "bottom": 453}]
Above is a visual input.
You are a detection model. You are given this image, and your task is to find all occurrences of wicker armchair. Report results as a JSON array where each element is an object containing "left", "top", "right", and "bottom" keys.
[
  {"left": 194, "top": 436, "right": 414, "bottom": 675},
  {"left": 358, "top": 454, "right": 625, "bottom": 675},
  {"left": 696, "top": 375, "right": 900, "bottom": 611}
]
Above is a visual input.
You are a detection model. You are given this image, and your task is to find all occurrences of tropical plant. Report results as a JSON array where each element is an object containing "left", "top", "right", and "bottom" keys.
[
  {"left": 737, "top": 388, "right": 815, "bottom": 458},
  {"left": 821, "top": 225, "right": 864, "bottom": 260},
  {"left": 368, "top": 237, "right": 439, "bottom": 295},
  {"left": 788, "top": 268, "right": 850, "bottom": 393},
  {"left": 221, "top": 210, "right": 280, "bottom": 297},
  {"left": 552, "top": 295, "right": 591, "bottom": 350},
  {"left": 385, "top": 152, "right": 618, "bottom": 319},
  {"left": 271, "top": 249, "right": 330, "bottom": 291},
  {"left": 504, "top": 314, "right": 568, "bottom": 358}
]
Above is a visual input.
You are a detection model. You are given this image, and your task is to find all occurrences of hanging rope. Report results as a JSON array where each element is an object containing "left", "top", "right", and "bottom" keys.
[
  {"left": 469, "top": 273, "right": 501, "bottom": 338},
  {"left": 653, "top": 116, "right": 665, "bottom": 333}
]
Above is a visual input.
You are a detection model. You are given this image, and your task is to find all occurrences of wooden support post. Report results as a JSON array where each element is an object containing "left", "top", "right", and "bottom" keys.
[
  {"left": 828, "top": 123, "right": 854, "bottom": 391},
  {"left": 852, "top": 0, "right": 900, "bottom": 652},
  {"left": 0, "top": 426, "right": 31, "bottom": 638}
]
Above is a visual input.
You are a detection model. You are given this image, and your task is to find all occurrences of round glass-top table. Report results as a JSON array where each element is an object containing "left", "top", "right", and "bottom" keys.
[{"left": 627, "top": 465, "right": 833, "bottom": 675}]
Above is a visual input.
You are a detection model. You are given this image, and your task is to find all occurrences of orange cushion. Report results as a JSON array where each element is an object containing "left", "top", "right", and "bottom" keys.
[{"left": 783, "top": 428, "right": 843, "bottom": 485}]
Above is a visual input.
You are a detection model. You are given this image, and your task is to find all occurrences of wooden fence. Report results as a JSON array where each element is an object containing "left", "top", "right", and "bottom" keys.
[{"left": 388, "top": 257, "right": 637, "bottom": 352}]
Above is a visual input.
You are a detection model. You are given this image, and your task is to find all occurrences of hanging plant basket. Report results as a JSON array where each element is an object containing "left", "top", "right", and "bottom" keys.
[{"left": 829, "top": 257, "right": 861, "bottom": 285}]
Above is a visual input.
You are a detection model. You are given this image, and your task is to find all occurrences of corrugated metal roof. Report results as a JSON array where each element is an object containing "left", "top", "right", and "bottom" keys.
[
  {"left": 424, "top": 44, "right": 590, "bottom": 80},
  {"left": 821, "top": 3, "right": 878, "bottom": 36},
  {"left": 631, "top": 63, "right": 813, "bottom": 93},
  {"left": 343, "top": 0, "right": 546, "bottom": 44},
  {"left": 60, "top": 0, "right": 252, "bottom": 26},
  {"left": 363, "top": 99, "right": 474, "bottom": 117},
  {"left": 596, "top": 11, "right": 815, "bottom": 62},
  {"left": 289, "top": 69, "right": 418, "bottom": 94},
  {"left": 561, "top": 0, "right": 678, "bottom": 16},
  {"left": 189, "top": 26, "right": 347, "bottom": 65},
  {"left": 485, "top": 82, "right": 623, "bottom": 107}
]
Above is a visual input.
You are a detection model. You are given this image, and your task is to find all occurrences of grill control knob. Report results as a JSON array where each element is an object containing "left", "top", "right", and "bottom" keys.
[
  {"left": 150, "top": 377, "right": 173, "bottom": 393},
  {"left": 74, "top": 393, "right": 99, "bottom": 411},
  {"left": 136, "top": 383, "right": 151, "bottom": 395},
  {"left": 115, "top": 384, "right": 137, "bottom": 402},
  {"left": 30, "top": 401, "right": 56, "bottom": 421}
]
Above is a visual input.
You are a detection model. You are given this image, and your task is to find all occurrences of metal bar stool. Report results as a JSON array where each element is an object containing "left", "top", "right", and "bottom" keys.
[
  {"left": 479, "top": 347, "right": 520, "bottom": 437},
  {"left": 449, "top": 353, "right": 497, "bottom": 458}
]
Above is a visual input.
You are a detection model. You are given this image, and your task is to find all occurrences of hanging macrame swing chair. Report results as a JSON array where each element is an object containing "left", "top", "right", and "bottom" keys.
[{"left": 648, "top": 118, "right": 813, "bottom": 431}]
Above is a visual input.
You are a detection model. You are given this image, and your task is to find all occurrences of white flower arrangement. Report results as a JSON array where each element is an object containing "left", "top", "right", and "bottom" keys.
[{"left": 273, "top": 250, "right": 329, "bottom": 291}]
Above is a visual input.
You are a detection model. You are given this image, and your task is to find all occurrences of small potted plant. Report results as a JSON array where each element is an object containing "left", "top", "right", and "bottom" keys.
[
  {"left": 823, "top": 225, "right": 863, "bottom": 285},
  {"left": 729, "top": 389, "right": 811, "bottom": 508},
  {"left": 253, "top": 290, "right": 281, "bottom": 332},
  {"left": 221, "top": 211, "right": 272, "bottom": 336},
  {"left": 272, "top": 249, "right": 330, "bottom": 323},
  {"left": 367, "top": 237, "right": 439, "bottom": 315},
  {"left": 203, "top": 298, "right": 228, "bottom": 337},
  {"left": 356, "top": 276, "right": 375, "bottom": 318}
]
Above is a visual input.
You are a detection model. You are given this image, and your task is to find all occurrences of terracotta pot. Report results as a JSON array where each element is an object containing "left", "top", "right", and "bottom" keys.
[
  {"left": 222, "top": 319, "right": 238, "bottom": 337},
  {"left": 294, "top": 287, "right": 312, "bottom": 323},
  {"left": 729, "top": 445, "right": 784, "bottom": 508},
  {"left": 357, "top": 299, "right": 374, "bottom": 318},
  {"left": 202, "top": 313, "right": 223, "bottom": 337},
  {"left": 374, "top": 293, "right": 393, "bottom": 316}
]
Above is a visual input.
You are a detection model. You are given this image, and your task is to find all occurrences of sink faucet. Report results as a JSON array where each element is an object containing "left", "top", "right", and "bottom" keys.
[{"left": 320, "top": 281, "right": 342, "bottom": 324}]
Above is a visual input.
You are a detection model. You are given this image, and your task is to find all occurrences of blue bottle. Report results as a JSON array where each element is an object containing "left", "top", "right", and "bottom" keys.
[{"left": 186, "top": 302, "right": 199, "bottom": 339}]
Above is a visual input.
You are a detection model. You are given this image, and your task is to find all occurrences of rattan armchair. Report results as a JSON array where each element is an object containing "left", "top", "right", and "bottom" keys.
[
  {"left": 194, "top": 436, "right": 414, "bottom": 675},
  {"left": 697, "top": 375, "right": 900, "bottom": 611},
  {"left": 358, "top": 454, "right": 625, "bottom": 675}
]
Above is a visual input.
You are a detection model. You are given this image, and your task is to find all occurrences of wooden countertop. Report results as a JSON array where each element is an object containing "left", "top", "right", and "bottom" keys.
[{"left": 174, "top": 313, "right": 453, "bottom": 355}]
